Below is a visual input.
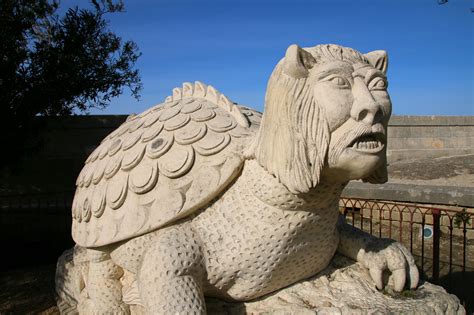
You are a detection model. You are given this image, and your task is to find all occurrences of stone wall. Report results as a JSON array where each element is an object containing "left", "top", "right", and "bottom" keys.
[
  {"left": 0, "top": 115, "right": 127, "bottom": 195},
  {"left": 387, "top": 116, "right": 474, "bottom": 163}
]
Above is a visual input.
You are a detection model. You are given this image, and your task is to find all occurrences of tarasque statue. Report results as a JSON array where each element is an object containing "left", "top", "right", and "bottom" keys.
[{"left": 55, "top": 43, "right": 463, "bottom": 314}]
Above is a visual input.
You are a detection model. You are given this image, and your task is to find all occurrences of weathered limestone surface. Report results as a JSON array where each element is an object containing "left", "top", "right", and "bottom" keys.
[
  {"left": 206, "top": 255, "right": 465, "bottom": 315},
  {"left": 56, "top": 43, "right": 458, "bottom": 314},
  {"left": 57, "top": 251, "right": 464, "bottom": 314},
  {"left": 207, "top": 255, "right": 466, "bottom": 315}
]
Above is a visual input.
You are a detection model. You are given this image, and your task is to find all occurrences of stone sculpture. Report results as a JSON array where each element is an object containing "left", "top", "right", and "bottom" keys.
[{"left": 56, "top": 43, "right": 421, "bottom": 314}]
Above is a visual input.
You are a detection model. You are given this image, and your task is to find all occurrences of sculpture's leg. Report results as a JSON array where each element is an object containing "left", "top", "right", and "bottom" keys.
[
  {"left": 86, "top": 248, "right": 130, "bottom": 314},
  {"left": 55, "top": 248, "right": 81, "bottom": 314},
  {"left": 138, "top": 226, "right": 206, "bottom": 315}
]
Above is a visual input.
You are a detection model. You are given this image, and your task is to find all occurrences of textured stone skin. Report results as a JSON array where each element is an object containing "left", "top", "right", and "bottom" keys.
[{"left": 56, "top": 43, "right": 422, "bottom": 314}]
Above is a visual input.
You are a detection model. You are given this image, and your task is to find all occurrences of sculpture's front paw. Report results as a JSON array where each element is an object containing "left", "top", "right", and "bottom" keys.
[{"left": 357, "top": 239, "right": 419, "bottom": 292}]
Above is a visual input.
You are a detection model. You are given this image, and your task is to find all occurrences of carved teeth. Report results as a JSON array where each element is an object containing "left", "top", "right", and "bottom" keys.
[{"left": 351, "top": 138, "right": 383, "bottom": 152}]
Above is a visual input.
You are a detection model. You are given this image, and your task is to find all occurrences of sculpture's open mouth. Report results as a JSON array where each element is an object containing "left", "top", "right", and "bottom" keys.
[{"left": 348, "top": 132, "right": 385, "bottom": 153}]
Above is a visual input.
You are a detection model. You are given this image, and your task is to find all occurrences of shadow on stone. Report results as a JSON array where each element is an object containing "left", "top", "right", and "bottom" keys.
[{"left": 438, "top": 271, "right": 474, "bottom": 314}]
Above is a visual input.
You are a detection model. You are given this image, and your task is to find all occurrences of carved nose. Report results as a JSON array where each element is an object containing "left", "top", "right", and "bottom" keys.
[{"left": 351, "top": 79, "right": 383, "bottom": 125}]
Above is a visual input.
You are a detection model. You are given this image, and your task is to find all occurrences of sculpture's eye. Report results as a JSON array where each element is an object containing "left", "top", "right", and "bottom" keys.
[
  {"left": 326, "top": 76, "right": 350, "bottom": 88},
  {"left": 369, "top": 77, "right": 387, "bottom": 90}
]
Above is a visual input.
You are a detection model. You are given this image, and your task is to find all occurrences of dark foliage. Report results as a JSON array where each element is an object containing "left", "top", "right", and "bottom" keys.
[{"left": 0, "top": 0, "right": 141, "bottom": 171}]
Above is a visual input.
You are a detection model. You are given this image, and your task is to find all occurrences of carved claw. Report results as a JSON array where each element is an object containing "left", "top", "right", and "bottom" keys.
[
  {"left": 392, "top": 268, "right": 406, "bottom": 292},
  {"left": 358, "top": 239, "right": 419, "bottom": 292},
  {"left": 369, "top": 267, "right": 383, "bottom": 290}
]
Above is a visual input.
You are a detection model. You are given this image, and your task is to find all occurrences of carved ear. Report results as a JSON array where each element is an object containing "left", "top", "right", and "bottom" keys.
[
  {"left": 283, "top": 44, "right": 316, "bottom": 79},
  {"left": 364, "top": 50, "right": 388, "bottom": 74}
]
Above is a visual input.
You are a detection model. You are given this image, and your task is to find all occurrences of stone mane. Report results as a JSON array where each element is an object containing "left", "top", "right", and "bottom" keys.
[
  {"left": 246, "top": 62, "right": 329, "bottom": 195},
  {"left": 305, "top": 44, "right": 369, "bottom": 65}
]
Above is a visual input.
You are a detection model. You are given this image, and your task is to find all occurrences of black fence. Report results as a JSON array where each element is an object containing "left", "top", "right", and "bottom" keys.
[
  {"left": 341, "top": 197, "right": 473, "bottom": 311},
  {"left": 0, "top": 191, "right": 75, "bottom": 269}
]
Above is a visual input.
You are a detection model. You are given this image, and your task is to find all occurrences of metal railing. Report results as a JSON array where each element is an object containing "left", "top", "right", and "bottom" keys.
[
  {"left": 0, "top": 191, "right": 74, "bottom": 214},
  {"left": 341, "top": 197, "right": 472, "bottom": 308},
  {"left": 1, "top": 193, "right": 471, "bottom": 279},
  {"left": 0, "top": 191, "right": 75, "bottom": 268}
]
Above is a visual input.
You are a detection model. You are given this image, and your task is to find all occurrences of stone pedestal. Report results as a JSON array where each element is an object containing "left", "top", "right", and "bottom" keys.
[{"left": 204, "top": 255, "right": 465, "bottom": 315}]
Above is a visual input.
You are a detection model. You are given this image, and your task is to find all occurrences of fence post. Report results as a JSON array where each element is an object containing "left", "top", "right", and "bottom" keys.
[{"left": 432, "top": 209, "right": 441, "bottom": 284}]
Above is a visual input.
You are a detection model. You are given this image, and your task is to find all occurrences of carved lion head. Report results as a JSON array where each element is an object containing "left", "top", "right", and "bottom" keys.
[{"left": 248, "top": 44, "right": 391, "bottom": 194}]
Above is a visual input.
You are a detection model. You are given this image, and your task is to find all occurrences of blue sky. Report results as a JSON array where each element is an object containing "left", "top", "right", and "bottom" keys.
[{"left": 72, "top": 0, "right": 473, "bottom": 115}]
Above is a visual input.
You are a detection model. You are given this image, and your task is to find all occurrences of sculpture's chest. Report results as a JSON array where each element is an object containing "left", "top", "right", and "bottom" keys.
[{"left": 191, "top": 181, "right": 340, "bottom": 300}]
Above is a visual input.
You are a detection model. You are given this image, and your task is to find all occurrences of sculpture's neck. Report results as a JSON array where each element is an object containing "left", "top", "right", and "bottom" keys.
[{"left": 241, "top": 159, "right": 347, "bottom": 212}]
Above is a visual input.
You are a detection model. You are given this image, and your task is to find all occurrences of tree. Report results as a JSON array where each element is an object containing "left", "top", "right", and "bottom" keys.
[{"left": 0, "top": 0, "right": 142, "bottom": 169}]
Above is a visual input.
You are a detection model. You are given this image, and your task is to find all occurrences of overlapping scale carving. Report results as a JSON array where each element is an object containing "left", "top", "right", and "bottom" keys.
[
  {"left": 122, "top": 145, "right": 146, "bottom": 171},
  {"left": 142, "top": 110, "right": 162, "bottom": 128},
  {"left": 114, "top": 123, "right": 131, "bottom": 138},
  {"left": 82, "top": 196, "right": 92, "bottom": 223},
  {"left": 122, "top": 130, "right": 142, "bottom": 151},
  {"left": 129, "top": 159, "right": 159, "bottom": 194},
  {"left": 98, "top": 143, "right": 109, "bottom": 160},
  {"left": 191, "top": 108, "right": 216, "bottom": 122},
  {"left": 86, "top": 145, "right": 101, "bottom": 164},
  {"left": 82, "top": 163, "right": 94, "bottom": 188},
  {"left": 136, "top": 105, "right": 156, "bottom": 119},
  {"left": 207, "top": 114, "right": 237, "bottom": 133},
  {"left": 168, "top": 100, "right": 181, "bottom": 108},
  {"left": 146, "top": 134, "right": 173, "bottom": 159},
  {"left": 194, "top": 133, "right": 231, "bottom": 156},
  {"left": 91, "top": 183, "right": 106, "bottom": 218},
  {"left": 168, "top": 101, "right": 180, "bottom": 108},
  {"left": 71, "top": 83, "right": 260, "bottom": 247},
  {"left": 106, "top": 171, "right": 128, "bottom": 210},
  {"left": 164, "top": 113, "right": 190, "bottom": 131},
  {"left": 104, "top": 154, "right": 122, "bottom": 179},
  {"left": 159, "top": 145, "right": 195, "bottom": 178},
  {"left": 229, "top": 125, "right": 253, "bottom": 138},
  {"left": 127, "top": 119, "right": 144, "bottom": 133},
  {"left": 76, "top": 165, "right": 86, "bottom": 187},
  {"left": 159, "top": 105, "right": 182, "bottom": 121},
  {"left": 72, "top": 189, "right": 82, "bottom": 221},
  {"left": 181, "top": 100, "right": 202, "bottom": 114},
  {"left": 91, "top": 159, "right": 106, "bottom": 185},
  {"left": 175, "top": 122, "right": 207, "bottom": 145},
  {"left": 108, "top": 138, "right": 122, "bottom": 156},
  {"left": 142, "top": 121, "right": 164, "bottom": 142}
]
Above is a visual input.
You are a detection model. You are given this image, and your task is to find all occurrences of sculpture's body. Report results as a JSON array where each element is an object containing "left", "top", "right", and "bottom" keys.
[{"left": 56, "top": 44, "right": 419, "bottom": 314}]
